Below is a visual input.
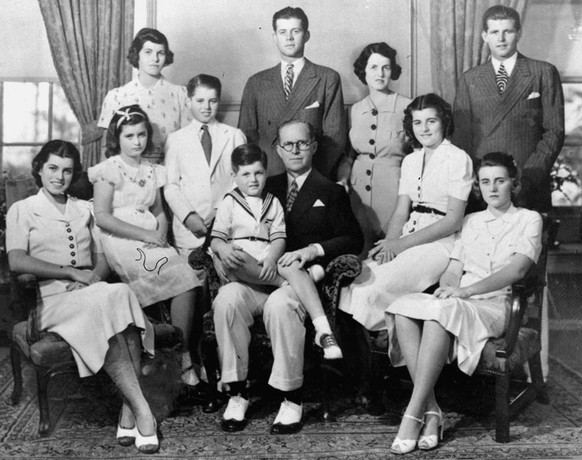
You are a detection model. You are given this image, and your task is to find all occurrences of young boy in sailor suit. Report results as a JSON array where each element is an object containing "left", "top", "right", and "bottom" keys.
[{"left": 211, "top": 144, "right": 342, "bottom": 359}]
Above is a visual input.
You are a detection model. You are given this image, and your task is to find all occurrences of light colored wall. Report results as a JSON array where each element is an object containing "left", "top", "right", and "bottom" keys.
[
  {"left": 0, "top": 0, "right": 57, "bottom": 80},
  {"left": 144, "top": 0, "right": 430, "bottom": 125}
]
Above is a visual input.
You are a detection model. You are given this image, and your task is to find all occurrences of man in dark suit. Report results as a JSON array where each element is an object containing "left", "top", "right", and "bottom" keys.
[
  {"left": 453, "top": 5, "right": 565, "bottom": 213},
  {"left": 238, "top": 6, "right": 347, "bottom": 180},
  {"left": 213, "top": 120, "right": 362, "bottom": 434}
]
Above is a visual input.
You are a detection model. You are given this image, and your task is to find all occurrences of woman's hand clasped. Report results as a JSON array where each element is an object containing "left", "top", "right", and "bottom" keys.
[
  {"left": 368, "top": 238, "right": 404, "bottom": 264},
  {"left": 67, "top": 268, "right": 101, "bottom": 291},
  {"left": 143, "top": 230, "right": 169, "bottom": 249},
  {"left": 434, "top": 285, "right": 471, "bottom": 299}
]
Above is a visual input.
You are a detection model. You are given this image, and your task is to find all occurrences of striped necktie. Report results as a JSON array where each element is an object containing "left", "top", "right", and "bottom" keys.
[
  {"left": 286, "top": 180, "right": 298, "bottom": 214},
  {"left": 201, "top": 124, "right": 212, "bottom": 164},
  {"left": 284, "top": 64, "right": 294, "bottom": 100},
  {"left": 496, "top": 63, "right": 509, "bottom": 94}
]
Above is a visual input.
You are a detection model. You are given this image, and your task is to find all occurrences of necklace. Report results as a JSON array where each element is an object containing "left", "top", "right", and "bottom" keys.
[{"left": 114, "top": 157, "right": 153, "bottom": 187}]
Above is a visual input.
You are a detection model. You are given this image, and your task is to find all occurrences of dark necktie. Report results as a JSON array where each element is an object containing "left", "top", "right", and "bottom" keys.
[
  {"left": 286, "top": 180, "right": 298, "bottom": 214},
  {"left": 496, "top": 63, "right": 509, "bottom": 94},
  {"left": 284, "top": 64, "right": 294, "bottom": 100},
  {"left": 201, "top": 124, "right": 212, "bottom": 164}
]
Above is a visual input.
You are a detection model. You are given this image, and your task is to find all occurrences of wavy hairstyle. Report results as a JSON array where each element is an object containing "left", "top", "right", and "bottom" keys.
[
  {"left": 31, "top": 140, "right": 82, "bottom": 188},
  {"left": 127, "top": 28, "right": 174, "bottom": 68},
  {"left": 353, "top": 42, "right": 402, "bottom": 85},
  {"left": 105, "top": 104, "right": 153, "bottom": 157},
  {"left": 473, "top": 151, "right": 521, "bottom": 201},
  {"left": 403, "top": 93, "right": 454, "bottom": 151}
]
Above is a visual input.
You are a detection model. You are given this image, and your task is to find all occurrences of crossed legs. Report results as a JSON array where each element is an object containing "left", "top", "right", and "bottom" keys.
[{"left": 104, "top": 326, "right": 155, "bottom": 437}]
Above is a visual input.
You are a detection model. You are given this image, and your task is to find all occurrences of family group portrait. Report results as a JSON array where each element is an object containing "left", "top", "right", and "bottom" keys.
[{"left": 0, "top": 0, "right": 581, "bottom": 458}]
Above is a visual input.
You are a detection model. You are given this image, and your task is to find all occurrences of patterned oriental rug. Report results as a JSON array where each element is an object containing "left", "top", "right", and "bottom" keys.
[{"left": 0, "top": 347, "right": 581, "bottom": 459}]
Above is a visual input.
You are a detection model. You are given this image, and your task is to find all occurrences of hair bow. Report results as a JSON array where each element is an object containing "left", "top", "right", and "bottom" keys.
[{"left": 115, "top": 108, "right": 145, "bottom": 129}]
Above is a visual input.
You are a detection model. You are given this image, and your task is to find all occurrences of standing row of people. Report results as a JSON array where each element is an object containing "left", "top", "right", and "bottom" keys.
[{"left": 6, "top": 3, "right": 563, "bottom": 456}]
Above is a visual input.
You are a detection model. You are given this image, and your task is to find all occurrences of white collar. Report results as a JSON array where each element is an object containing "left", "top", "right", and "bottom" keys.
[
  {"left": 482, "top": 204, "right": 519, "bottom": 222},
  {"left": 491, "top": 52, "right": 518, "bottom": 77},
  {"left": 280, "top": 57, "right": 306, "bottom": 84},
  {"left": 287, "top": 168, "right": 311, "bottom": 191}
]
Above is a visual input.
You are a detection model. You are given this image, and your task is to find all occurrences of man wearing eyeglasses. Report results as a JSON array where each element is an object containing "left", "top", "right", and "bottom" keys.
[{"left": 213, "top": 120, "right": 362, "bottom": 435}]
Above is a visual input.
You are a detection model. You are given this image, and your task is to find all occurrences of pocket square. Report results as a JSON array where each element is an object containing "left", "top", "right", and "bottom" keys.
[
  {"left": 304, "top": 101, "right": 320, "bottom": 109},
  {"left": 527, "top": 92, "right": 540, "bottom": 100},
  {"left": 313, "top": 199, "right": 325, "bottom": 207}
]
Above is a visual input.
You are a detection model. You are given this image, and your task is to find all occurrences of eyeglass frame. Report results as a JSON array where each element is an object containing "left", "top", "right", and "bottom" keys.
[{"left": 277, "top": 140, "right": 316, "bottom": 152}]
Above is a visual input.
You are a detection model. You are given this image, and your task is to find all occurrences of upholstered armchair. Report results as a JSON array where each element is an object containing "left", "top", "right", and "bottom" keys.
[{"left": 188, "top": 248, "right": 362, "bottom": 417}]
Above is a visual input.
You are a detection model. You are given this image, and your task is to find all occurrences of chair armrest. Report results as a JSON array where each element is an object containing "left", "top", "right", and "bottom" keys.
[
  {"left": 321, "top": 254, "right": 362, "bottom": 329},
  {"left": 496, "top": 282, "right": 527, "bottom": 359},
  {"left": 188, "top": 247, "right": 221, "bottom": 303}
]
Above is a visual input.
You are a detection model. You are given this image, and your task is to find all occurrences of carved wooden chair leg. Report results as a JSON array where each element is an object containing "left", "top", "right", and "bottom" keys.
[
  {"left": 320, "top": 362, "right": 333, "bottom": 422},
  {"left": 10, "top": 343, "right": 23, "bottom": 405},
  {"left": 36, "top": 367, "right": 52, "bottom": 436},
  {"left": 495, "top": 372, "right": 511, "bottom": 443}
]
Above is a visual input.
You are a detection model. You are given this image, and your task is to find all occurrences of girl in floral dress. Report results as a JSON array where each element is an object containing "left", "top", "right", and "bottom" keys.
[{"left": 90, "top": 105, "right": 202, "bottom": 390}]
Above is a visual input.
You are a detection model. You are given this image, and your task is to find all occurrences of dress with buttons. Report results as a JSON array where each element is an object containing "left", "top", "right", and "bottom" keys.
[{"left": 348, "top": 93, "right": 411, "bottom": 253}]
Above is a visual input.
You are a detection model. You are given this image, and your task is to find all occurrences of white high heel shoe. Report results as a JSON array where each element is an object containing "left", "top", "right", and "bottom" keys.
[
  {"left": 135, "top": 418, "right": 159, "bottom": 454},
  {"left": 418, "top": 409, "right": 444, "bottom": 451},
  {"left": 390, "top": 413, "right": 424, "bottom": 455},
  {"left": 116, "top": 409, "right": 137, "bottom": 447}
]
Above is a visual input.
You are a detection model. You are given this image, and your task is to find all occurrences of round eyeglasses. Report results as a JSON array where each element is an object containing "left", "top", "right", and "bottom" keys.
[{"left": 278, "top": 140, "right": 315, "bottom": 152}]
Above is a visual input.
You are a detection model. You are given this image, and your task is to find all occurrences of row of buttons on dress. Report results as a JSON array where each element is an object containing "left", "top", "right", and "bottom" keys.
[
  {"left": 363, "top": 110, "right": 379, "bottom": 192},
  {"left": 65, "top": 223, "right": 77, "bottom": 265}
]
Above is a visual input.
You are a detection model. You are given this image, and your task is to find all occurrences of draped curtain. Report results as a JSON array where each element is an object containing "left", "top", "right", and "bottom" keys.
[
  {"left": 38, "top": 0, "right": 134, "bottom": 167},
  {"left": 430, "top": 0, "right": 530, "bottom": 104}
]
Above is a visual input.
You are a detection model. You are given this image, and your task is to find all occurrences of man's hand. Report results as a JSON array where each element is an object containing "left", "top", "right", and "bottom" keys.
[
  {"left": 184, "top": 213, "right": 208, "bottom": 239},
  {"left": 278, "top": 245, "right": 318, "bottom": 269},
  {"left": 259, "top": 257, "right": 279, "bottom": 282},
  {"left": 216, "top": 244, "right": 246, "bottom": 271}
]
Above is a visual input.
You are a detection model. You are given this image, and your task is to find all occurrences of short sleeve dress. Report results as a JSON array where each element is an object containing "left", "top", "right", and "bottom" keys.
[
  {"left": 349, "top": 93, "right": 411, "bottom": 254},
  {"left": 338, "top": 140, "right": 474, "bottom": 331},
  {"left": 98, "top": 76, "right": 192, "bottom": 163},
  {"left": 6, "top": 190, "right": 154, "bottom": 378},
  {"left": 88, "top": 156, "right": 200, "bottom": 307},
  {"left": 386, "top": 206, "right": 543, "bottom": 375}
]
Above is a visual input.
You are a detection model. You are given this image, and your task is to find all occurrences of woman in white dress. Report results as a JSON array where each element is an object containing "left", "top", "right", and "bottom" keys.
[
  {"left": 90, "top": 105, "right": 202, "bottom": 391},
  {"left": 7, "top": 140, "right": 159, "bottom": 453},
  {"left": 386, "top": 152, "right": 542, "bottom": 454},
  {"left": 98, "top": 28, "right": 191, "bottom": 163},
  {"left": 338, "top": 94, "right": 473, "bottom": 331}
]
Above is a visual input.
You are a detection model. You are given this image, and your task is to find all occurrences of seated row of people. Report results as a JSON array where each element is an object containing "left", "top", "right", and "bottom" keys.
[{"left": 6, "top": 91, "right": 542, "bottom": 455}]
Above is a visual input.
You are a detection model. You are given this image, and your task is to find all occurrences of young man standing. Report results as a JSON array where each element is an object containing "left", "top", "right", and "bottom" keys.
[
  {"left": 453, "top": 5, "right": 564, "bottom": 213},
  {"left": 238, "top": 6, "right": 347, "bottom": 180}
]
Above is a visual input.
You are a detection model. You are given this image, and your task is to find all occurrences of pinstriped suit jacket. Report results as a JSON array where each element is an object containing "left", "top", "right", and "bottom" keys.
[
  {"left": 453, "top": 53, "right": 565, "bottom": 212},
  {"left": 238, "top": 59, "right": 348, "bottom": 180}
]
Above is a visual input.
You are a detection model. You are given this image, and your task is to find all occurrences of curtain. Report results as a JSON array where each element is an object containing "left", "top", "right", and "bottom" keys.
[
  {"left": 430, "top": 0, "right": 529, "bottom": 104},
  {"left": 38, "top": 0, "right": 134, "bottom": 168}
]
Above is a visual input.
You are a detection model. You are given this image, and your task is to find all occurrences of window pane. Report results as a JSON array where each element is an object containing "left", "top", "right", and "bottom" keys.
[
  {"left": 3, "top": 82, "right": 49, "bottom": 143},
  {"left": 52, "top": 83, "right": 80, "bottom": 142},
  {"left": 2, "top": 145, "right": 38, "bottom": 181}
]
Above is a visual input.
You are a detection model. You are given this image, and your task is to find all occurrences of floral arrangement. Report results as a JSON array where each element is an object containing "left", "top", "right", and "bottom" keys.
[{"left": 551, "top": 157, "right": 582, "bottom": 206}]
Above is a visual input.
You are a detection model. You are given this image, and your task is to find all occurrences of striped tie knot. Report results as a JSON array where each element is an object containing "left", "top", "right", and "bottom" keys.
[
  {"left": 496, "top": 63, "right": 509, "bottom": 94},
  {"left": 286, "top": 179, "right": 298, "bottom": 214},
  {"left": 284, "top": 64, "right": 294, "bottom": 100}
]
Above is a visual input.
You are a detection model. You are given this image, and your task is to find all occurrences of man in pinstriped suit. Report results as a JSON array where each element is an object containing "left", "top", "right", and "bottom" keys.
[
  {"left": 238, "top": 6, "right": 347, "bottom": 180},
  {"left": 453, "top": 5, "right": 565, "bottom": 213}
]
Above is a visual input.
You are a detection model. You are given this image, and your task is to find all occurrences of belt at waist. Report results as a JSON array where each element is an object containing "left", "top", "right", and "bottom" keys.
[
  {"left": 232, "top": 237, "right": 270, "bottom": 243},
  {"left": 412, "top": 205, "right": 446, "bottom": 216}
]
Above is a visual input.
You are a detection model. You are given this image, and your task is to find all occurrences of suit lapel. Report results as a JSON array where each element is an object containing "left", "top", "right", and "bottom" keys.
[
  {"left": 265, "top": 65, "right": 288, "bottom": 117},
  {"left": 282, "top": 59, "right": 319, "bottom": 121},
  {"left": 475, "top": 62, "right": 501, "bottom": 114},
  {"left": 209, "top": 124, "right": 228, "bottom": 174},
  {"left": 486, "top": 54, "right": 534, "bottom": 136},
  {"left": 288, "top": 170, "right": 321, "bottom": 222}
]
